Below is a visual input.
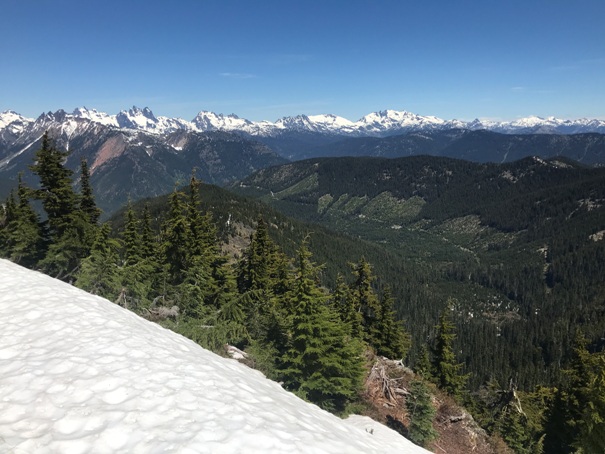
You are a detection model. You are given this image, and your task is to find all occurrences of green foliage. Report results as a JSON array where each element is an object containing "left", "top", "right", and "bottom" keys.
[
  {"left": 161, "top": 189, "right": 189, "bottom": 284},
  {"left": 349, "top": 257, "right": 382, "bottom": 348},
  {"left": 406, "top": 380, "right": 438, "bottom": 447},
  {"left": 373, "top": 286, "right": 411, "bottom": 359},
  {"left": 279, "top": 241, "right": 365, "bottom": 413},
  {"left": 432, "top": 300, "right": 469, "bottom": 399},
  {"left": 78, "top": 159, "right": 101, "bottom": 225},
  {"left": 76, "top": 223, "right": 121, "bottom": 298},
  {"left": 3, "top": 175, "right": 45, "bottom": 267},
  {"left": 331, "top": 273, "right": 363, "bottom": 339},
  {"left": 29, "top": 132, "right": 78, "bottom": 240},
  {"left": 543, "top": 335, "right": 605, "bottom": 453},
  {"left": 233, "top": 154, "right": 605, "bottom": 394}
]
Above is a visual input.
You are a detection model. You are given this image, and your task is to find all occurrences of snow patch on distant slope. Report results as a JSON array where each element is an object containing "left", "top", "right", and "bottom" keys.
[{"left": 0, "top": 259, "right": 428, "bottom": 454}]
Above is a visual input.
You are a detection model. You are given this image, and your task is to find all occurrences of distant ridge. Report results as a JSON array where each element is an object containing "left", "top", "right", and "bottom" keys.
[{"left": 2, "top": 106, "right": 605, "bottom": 138}]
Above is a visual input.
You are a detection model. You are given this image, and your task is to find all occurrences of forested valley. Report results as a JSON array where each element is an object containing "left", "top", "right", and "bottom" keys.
[{"left": 1, "top": 133, "right": 605, "bottom": 453}]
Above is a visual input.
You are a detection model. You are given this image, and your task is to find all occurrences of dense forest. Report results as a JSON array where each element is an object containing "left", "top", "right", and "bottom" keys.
[{"left": 2, "top": 134, "right": 605, "bottom": 452}]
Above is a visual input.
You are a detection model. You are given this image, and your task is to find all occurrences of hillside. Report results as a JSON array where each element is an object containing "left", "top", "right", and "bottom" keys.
[
  {"left": 296, "top": 129, "right": 605, "bottom": 164},
  {"left": 0, "top": 258, "right": 429, "bottom": 453},
  {"left": 0, "top": 111, "right": 286, "bottom": 216},
  {"left": 232, "top": 156, "right": 605, "bottom": 389}
]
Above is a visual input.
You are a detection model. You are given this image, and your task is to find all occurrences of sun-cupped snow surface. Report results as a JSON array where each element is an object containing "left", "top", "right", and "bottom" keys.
[{"left": 0, "top": 259, "right": 429, "bottom": 454}]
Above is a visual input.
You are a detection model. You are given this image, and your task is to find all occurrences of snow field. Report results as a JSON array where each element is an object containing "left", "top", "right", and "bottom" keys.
[{"left": 0, "top": 259, "right": 428, "bottom": 453}]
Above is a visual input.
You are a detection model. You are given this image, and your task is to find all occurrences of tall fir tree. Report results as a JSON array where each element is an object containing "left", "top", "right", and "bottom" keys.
[
  {"left": 279, "top": 240, "right": 365, "bottom": 414},
  {"left": 373, "top": 285, "right": 410, "bottom": 359},
  {"left": 161, "top": 189, "right": 189, "bottom": 285},
  {"left": 432, "top": 299, "right": 468, "bottom": 399},
  {"left": 4, "top": 174, "right": 45, "bottom": 267},
  {"left": 29, "top": 132, "right": 77, "bottom": 240},
  {"left": 140, "top": 202, "right": 157, "bottom": 260},
  {"left": 406, "top": 380, "right": 438, "bottom": 448},
  {"left": 29, "top": 132, "right": 94, "bottom": 279},
  {"left": 78, "top": 158, "right": 101, "bottom": 225},
  {"left": 123, "top": 202, "right": 142, "bottom": 266},
  {"left": 76, "top": 223, "right": 121, "bottom": 298},
  {"left": 349, "top": 257, "right": 382, "bottom": 350},
  {"left": 331, "top": 273, "right": 363, "bottom": 339}
]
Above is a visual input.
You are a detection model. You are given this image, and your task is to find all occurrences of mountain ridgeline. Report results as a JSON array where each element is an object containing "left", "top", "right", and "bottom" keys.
[
  {"left": 0, "top": 112, "right": 285, "bottom": 216},
  {"left": 292, "top": 128, "right": 605, "bottom": 163},
  {"left": 2, "top": 107, "right": 605, "bottom": 222},
  {"left": 233, "top": 155, "right": 605, "bottom": 390}
]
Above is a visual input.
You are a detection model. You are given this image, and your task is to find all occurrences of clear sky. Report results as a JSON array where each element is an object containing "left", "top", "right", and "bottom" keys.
[{"left": 1, "top": 0, "right": 604, "bottom": 122}]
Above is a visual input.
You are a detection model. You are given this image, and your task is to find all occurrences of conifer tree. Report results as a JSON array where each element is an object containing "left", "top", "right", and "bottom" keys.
[
  {"left": 415, "top": 345, "right": 433, "bottom": 379},
  {"left": 331, "top": 273, "right": 363, "bottom": 339},
  {"left": 349, "top": 257, "right": 382, "bottom": 348},
  {"left": 78, "top": 159, "right": 101, "bottom": 225},
  {"left": 76, "top": 223, "right": 121, "bottom": 298},
  {"left": 373, "top": 286, "right": 410, "bottom": 359},
  {"left": 29, "top": 132, "right": 77, "bottom": 240},
  {"left": 545, "top": 335, "right": 605, "bottom": 453},
  {"left": 4, "top": 175, "right": 44, "bottom": 267},
  {"left": 280, "top": 241, "right": 365, "bottom": 413},
  {"left": 29, "top": 132, "right": 94, "bottom": 279},
  {"left": 406, "top": 380, "right": 438, "bottom": 448},
  {"left": 237, "top": 217, "right": 290, "bottom": 342},
  {"left": 576, "top": 355, "right": 605, "bottom": 453},
  {"left": 238, "top": 217, "right": 274, "bottom": 292},
  {"left": 123, "top": 202, "right": 141, "bottom": 266},
  {"left": 161, "top": 189, "right": 189, "bottom": 285},
  {"left": 432, "top": 299, "right": 468, "bottom": 399},
  {"left": 140, "top": 203, "right": 157, "bottom": 260}
]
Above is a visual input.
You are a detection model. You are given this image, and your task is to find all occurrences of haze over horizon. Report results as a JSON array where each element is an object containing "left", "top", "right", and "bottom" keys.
[{"left": 2, "top": 0, "right": 604, "bottom": 122}]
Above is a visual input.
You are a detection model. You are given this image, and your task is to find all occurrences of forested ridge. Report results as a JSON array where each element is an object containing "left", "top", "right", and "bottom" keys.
[{"left": 2, "top": 135, "right": 605, "bottom": 452}]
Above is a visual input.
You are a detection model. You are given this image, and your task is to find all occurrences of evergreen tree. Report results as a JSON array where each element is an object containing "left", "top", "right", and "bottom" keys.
[
  {"left": 78, "top": 158, "right": 101, "bottom": 225},
  {"left": 373, "top": 285, "right": 410, "bottom": 359},
  {"left": 238, "top": 217, "right": 275, "bottom": 292},
  {"left": 279, "top": 241, "right": 365, "bottom": 413},
  {"left": 140, "top": 202, "right": 157, "bottom": 260},
  {"left": 237, "top": 217, "right": 291, "bottom": 343},
  {"left": 123, "top": 202, "right": 142, "bottom": 266},
  {"left": 117, "top": 204, "right": 156, "bottom": 311},
  {"left": 415, "top": 345, "right": 433, "bottom": 380},
  {"left": 331, "top": 273, "right": 363, "bottom": 339},
  {"left": 349, "top": 257, "right": 382, "bottom": 348},
  {"left": 29, "top": 132, "right": 77, "bottom": 240},
  {"left": 576, "top": 355, "right": 605, "bottom": 453},
  {"left": 76, "top": 223, "right": 121, "bottom": 298},
  {"left": 4, "top": 175, "right": 44, "bottom": 267},
  {"left": 406, "top": 380, "right": 438, "bottom": 448},
  {"left": 29, "top": 132, "right": 94, "bottom": 279},
  {"left": 432, "top": 300, "right": 468, "bottom": 399},
  {"left": 161, "top": 189, "right": 189, "bottom": 285},
  {"left": 545, "top": 335, "right": 605, "bottom": 453}
]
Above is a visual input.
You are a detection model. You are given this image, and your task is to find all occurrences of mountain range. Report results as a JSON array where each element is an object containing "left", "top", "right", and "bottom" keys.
[
  {"left": 1, "top": 106, "right": 605, "bottom": 216},
  {"left": 3, "top": 106, "right": 605, "bottom": 138}
]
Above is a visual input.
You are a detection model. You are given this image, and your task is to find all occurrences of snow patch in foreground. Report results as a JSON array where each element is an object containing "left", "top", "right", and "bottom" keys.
[{"left": 0, "top": 259, "right": 428, "bottom": 453}]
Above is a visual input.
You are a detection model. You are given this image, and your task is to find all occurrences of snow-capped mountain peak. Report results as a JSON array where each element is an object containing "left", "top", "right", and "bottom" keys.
[
  {"left": 0, "top": 110, "right": 34, "bottom": 132},
  {"left": 355, "top": 109, "right": 447, "bottom": 134},
  {"left": 72, "top": 106, "right": 119, "bottom": 127},
  {"left": 2, "top": 106, "right": 605, "bottom": 139}
]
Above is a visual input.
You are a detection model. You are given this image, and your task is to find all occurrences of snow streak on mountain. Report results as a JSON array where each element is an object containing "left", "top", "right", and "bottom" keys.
[{"left": 0, "top": 259, "right": 429, "bottom": 453}]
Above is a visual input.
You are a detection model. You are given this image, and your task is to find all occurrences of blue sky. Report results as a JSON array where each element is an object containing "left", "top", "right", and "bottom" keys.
[{"left": 2, "top": 0, "right": 604, "bottom": 122}]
